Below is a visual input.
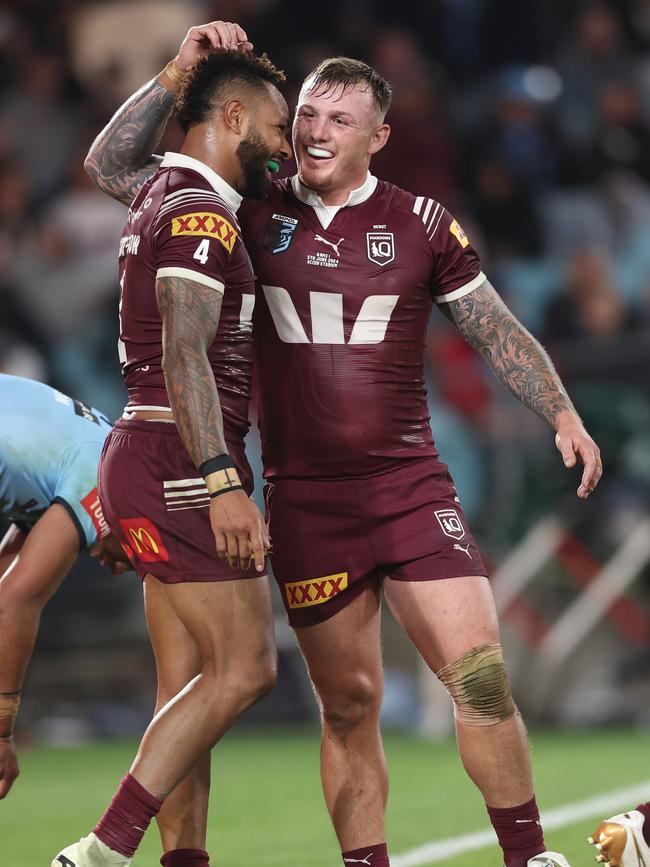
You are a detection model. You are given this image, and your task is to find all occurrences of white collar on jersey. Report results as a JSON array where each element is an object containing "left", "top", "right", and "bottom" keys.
[
  {"left": 291, "top": 172, "right": 378, "bottom": 229},
  {"left": 160, "top": 152, "right": 242, "bottom": 213}
]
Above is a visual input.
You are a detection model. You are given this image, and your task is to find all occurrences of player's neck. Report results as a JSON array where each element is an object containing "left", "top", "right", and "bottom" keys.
[
  {"left": 180, "top": 132, "right": 240, "bottom": 194},
  {"left": 300, "top": 173, "right": 370, "bottom": 206}
]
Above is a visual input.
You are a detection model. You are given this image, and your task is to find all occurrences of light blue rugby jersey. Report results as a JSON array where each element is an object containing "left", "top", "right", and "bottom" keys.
[{"left": 0, "top": 375, "right": 113, "bottom": 548}]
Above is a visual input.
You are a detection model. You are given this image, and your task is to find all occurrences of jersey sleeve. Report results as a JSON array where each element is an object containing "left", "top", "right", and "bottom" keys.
[
  {"left": 153, "top": 197, "right": 240, "bottom": 294},
  {"left": 423, "top": 204, "right": 486, "bottom": 303},
  {"left": 53, "top": 440, "right": 110, "bottom": 548}
]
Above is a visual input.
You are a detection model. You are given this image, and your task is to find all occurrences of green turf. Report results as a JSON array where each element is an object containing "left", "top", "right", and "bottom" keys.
[{"left": 3, "top": 727, "right": 649, "bottom": 866}]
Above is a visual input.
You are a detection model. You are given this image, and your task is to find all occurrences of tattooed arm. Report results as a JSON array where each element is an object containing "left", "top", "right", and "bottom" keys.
[
  {"left": 84, "top": 81, "right": 172, "bottom": 206},
  {"left": 156, "top": 275, "right": 268, "bottom": 569},
  {"left": 441, "top": 279, "right": 602, "bottom": 498},
  {"left": 84, "top": 21, "right": 253, "bottom": 206}
]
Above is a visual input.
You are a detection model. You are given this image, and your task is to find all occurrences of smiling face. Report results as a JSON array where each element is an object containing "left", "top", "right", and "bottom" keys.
[{"left": 293, "top": 78, "right": 390, "bottom": 204}]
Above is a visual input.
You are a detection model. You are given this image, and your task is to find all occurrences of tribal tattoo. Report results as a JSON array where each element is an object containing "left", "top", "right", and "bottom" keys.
[
  {"left": 85, "top": 79, "right": 174, "bottom": 206},
  {"left": 156, "top": 275, "right": 227, "bottom": 467},
  {"left": 442, "top": 280, "right": 577, "bottom": 427}
]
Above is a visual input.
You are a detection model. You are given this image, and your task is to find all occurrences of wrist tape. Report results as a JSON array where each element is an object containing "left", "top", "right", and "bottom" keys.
[
  {"left": 0, "top": 692, "right": 20, "bottom": 739},
  {"left": 199, "top": 455, "right": 243, "bottom": 498}
]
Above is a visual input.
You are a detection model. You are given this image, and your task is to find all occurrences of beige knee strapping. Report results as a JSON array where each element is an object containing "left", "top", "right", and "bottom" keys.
[{"left": 437, "top": 643, "right": 515, "bottom": 726}]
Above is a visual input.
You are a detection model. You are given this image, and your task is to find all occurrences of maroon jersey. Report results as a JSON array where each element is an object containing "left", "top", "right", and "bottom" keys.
[
  {"left": 240, "top": 174, "right": 485, "bottom": 479},
  {"left": 117, "top": 152, "right": 256, "bottom": 443}
]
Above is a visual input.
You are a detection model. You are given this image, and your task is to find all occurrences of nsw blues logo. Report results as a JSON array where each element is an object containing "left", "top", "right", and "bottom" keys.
[{"left": 264, "top": 213, "right": 298, "bottom": 254}]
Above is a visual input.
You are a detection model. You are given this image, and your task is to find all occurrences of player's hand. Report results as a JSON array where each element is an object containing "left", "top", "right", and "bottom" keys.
[
  {"left": 175, "top": 21, "right": 253, "bottom": 71},
  {"left": 554, "top": 412, "right": 603, "bottom": 499},
  {"left": 0, "top": 736, "right": 19, "bottom": 799},
  {"left": 209, "top": 490, "right": 270, "bottom": 572}
]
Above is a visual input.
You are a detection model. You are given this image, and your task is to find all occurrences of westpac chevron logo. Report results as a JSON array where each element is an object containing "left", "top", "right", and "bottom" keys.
[
  {"left": 285, "top": 572, "right": 348, "bottom": 609},
  {"left": 263, "top": 285, "right": 399, "bottom": 345}
]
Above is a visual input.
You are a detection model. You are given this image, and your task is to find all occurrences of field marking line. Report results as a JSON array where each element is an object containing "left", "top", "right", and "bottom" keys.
[{"left": 389, "top": 779, "right": 650, "bottom": 867}]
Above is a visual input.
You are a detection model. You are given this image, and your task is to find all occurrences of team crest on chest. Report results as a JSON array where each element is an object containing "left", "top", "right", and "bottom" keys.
[
  {"left": 366, "top": 232, "right": 395, "bottom": 267},
  {"left": 264, "top": 213, "right": 298, "bottom": 254}
]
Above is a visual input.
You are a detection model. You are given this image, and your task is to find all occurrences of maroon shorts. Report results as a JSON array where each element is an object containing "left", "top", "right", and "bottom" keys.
[
  {"left": 265, "top": 458, "right": 487, "bottom": 627},
  {"left": 98, "top": 419, "right": 264, "bottom": 583}
]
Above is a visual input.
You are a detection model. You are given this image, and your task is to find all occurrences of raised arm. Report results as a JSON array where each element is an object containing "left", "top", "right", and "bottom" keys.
[
  {"left": 156, "top": 275, "right": 268, "bottom": 571},
  {"left": 84, "top": 21, "right": 253, "bottom": 206},
  {"left": 442, "top": 279, "right": 603, "bottom": 498}
]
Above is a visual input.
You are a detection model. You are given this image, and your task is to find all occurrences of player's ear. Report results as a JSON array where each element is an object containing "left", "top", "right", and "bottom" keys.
[
  {"left": 368, "top": 123, "right": 390, "bottom": 157},
  {"left": 223, "top": 98, "right": 247, "bottom": 135}
]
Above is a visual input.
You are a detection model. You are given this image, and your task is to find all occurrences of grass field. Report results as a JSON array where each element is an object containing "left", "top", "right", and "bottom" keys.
[{"left": 3, "top": 726, "right": 649, "bottom": 866}]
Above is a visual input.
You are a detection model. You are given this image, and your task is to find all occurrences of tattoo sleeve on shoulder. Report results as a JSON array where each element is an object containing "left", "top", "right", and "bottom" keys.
[
  {"left": 85, "top": 79, "right": 174, "bottom": 206},
  {"left": 156, "top": 275, "right": 227, "bottom": 467},
  {"left": 441, "top": 279, "right": 576, "bottom": 427}
]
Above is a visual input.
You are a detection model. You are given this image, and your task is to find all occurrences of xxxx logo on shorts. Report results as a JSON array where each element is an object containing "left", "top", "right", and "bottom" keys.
[
  {"left": 118, "top": 517, "right": 170, "bottom": 563},
  {"left": 171, "top": 212, "right": 238, "bottom": 253},
  {"left": 285, "top": 572, "right": 348, "bottom": 609}
]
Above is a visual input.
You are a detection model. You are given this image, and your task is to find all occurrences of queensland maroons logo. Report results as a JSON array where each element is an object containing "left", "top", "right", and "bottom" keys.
[
  {"left": 434, "top": 508, "right": 466, "bottom": 541},
  {"left": 366, "top": 232, "right": 395, "bottom": 266}
]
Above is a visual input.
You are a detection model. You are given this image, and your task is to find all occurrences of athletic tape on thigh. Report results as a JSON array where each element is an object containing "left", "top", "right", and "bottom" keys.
[{"left": 436, "top": 643, "right": 515, "bottom": 726}]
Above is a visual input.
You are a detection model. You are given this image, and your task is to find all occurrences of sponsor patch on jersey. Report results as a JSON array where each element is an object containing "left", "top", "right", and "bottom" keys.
[
  {"left": 366, "top": 232, "right": 395, "bottom": 266},
  {"left": 81, "top": 488, "right": 111, "bottom": 539},
  {"left": 171, "top": 212, "right": 238, "bottom": 253},
  {"left": 449, "top": 219, "right": 469, "bottom": 248},
  {"left": 285, "top": 572, "right": 348, "bottom": 609},
  {"left": 264, "top": 213, "right": 298, "bottom": 254},
  {"left": 434, "top": 508, "right": 466, "bottom": 541},
  {"left": 118, "top": 517, "right": 170, "bottom": 563}
]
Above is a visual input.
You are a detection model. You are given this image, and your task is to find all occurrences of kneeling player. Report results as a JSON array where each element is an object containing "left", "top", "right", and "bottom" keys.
[{"left": 0, "top": 374, "right": 129, "bottom": 799}]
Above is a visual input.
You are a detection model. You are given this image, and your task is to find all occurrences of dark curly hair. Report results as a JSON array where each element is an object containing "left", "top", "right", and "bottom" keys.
[
  {"left": 304, "top": 57, "right": 392, "bottom": 119},
  {"left": 175, "top": 50, "right": 286, "bottom": 133}
]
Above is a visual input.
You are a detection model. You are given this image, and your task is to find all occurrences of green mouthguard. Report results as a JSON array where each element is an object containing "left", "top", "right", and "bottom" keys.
[{"left": 267, "top": 159, "right": 281, "bottom": 173}]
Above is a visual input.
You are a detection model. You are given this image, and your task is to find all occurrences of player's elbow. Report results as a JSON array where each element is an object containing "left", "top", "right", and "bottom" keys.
[{"left": 83, "top": 152, "right": 105, "bottom": 193}]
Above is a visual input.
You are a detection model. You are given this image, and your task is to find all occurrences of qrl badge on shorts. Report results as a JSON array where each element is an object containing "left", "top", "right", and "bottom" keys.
[{"left": 434, "top": 508, "right": 465, "bottom": 541}]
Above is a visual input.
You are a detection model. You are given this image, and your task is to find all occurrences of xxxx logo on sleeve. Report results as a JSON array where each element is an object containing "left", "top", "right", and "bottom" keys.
[
  {"left": 171, "top": 212, "right": 238, "bottom": 253},
  {"left": 285, "top": 572, "right": 348, "bottom": 609},
  {"left": 449, "top": 219, "right": 470, "bottom": 248},
  {"left": 118, "top": 517, "right": 170, "bottom": 563}
]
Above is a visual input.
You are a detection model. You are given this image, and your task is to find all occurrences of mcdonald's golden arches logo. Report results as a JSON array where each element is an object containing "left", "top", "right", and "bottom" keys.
[{"left": 118, "top": 517, "right": 170, "bottom": 563}]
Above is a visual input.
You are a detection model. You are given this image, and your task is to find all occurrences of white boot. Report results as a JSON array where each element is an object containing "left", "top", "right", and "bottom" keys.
[
  {"left": 51, "top": 832, "right": 132, "bottom": 867},
  {"left": 588, "top": 810, "right": 650, "bottom": 867},
  {"left": 525, "top": 853, "right": 571, "bottom": 866}
]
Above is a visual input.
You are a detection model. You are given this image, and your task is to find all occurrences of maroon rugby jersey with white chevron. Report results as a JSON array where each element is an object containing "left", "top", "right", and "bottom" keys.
[
  {"left": 117, "top": 151, "right": 255, "bottom": 442},
  {"left": 240, "top": 173, "right": 486, "bottom": 479}
]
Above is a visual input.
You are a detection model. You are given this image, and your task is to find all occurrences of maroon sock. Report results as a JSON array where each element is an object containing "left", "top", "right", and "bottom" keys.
[
  {"left": 635, "top": 801, "right": 650, "bottom": 847},
  {"left": 341, "top": 842, "right": 389, "bottom": 866},
  {"left": 160, "top": 849, "right": 210, "bottom": 866},
  {"left": 487, "top": 797, "right": 545, "bottom": 867},
  {"left": 93, "top": 773, "right": 162, "bottom": 858}
]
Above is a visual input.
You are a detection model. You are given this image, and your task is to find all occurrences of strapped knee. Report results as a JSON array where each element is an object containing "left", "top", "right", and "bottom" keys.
[{"left": 437, "top": 643, "right": 515, "bottom": 726}]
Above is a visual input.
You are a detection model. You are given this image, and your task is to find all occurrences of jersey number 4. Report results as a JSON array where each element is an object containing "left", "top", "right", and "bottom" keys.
[{"left": 263, "top": 285, "right": 399, "bottom": 345}]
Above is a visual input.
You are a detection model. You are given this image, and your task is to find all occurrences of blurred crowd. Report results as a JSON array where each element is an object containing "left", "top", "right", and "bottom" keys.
[{"left": 1, "top": 0, "right": 650, "bottom": 533}]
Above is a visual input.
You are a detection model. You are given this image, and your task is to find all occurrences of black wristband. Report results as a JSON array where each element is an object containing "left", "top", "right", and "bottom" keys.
[
  {"left": 199, "top": 454, "right": 235, "bottom": 477},
  {"left": 209, "top": 484, "right": 244, "bottom": 499}
]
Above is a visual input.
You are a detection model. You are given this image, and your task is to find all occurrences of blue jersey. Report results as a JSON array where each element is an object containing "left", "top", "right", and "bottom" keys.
[{"left": 0, "top": 375, "right": 113, "bottom": 548}]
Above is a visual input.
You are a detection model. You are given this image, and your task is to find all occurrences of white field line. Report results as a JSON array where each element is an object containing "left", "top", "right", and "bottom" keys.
[{"left": 388, "top": 780, "right": 650, "bottom": 867}]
